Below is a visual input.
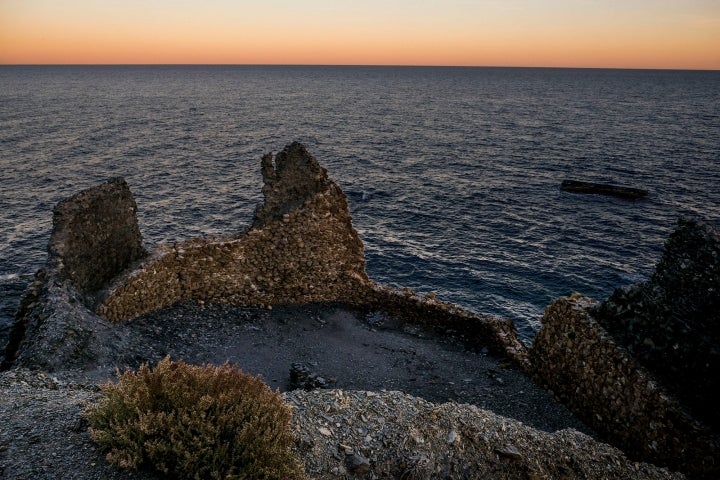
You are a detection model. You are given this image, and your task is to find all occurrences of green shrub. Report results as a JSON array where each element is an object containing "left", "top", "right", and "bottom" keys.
[{"left": 84, "top": 356, "right": 307, "bottom": 480}]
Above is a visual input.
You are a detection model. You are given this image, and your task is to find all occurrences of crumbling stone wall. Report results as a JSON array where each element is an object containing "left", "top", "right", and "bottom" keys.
[
  {"left": 593, "top": 218, "right": 720, "bottom": 431},
  {"left": 1, "top": 178, "right": 147, "bottom": 371},
  {"left": 362, "top": 284, "right": 527, "bottom": 362},
  {"left": 5, "top": 143, "right": 524, "bottom": 370},
  {"left": 50, "top": 177, "right": 146, "bottom": 293},
  {"left": 94, "top": 143, "right": 523, "bottom": 360},
  {"left": 97, "top": 143, "right": 371, "bottom": 321},
  {"left": 529, "top": 296, "right": 718, "bottom": 478}
]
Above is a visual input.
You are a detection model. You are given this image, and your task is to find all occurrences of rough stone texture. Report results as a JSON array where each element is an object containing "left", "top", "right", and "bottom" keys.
[
  {"left": 1, "top": 179, "right": 146, "bottom": 371},
  {"left": 253, "top": 142, "right": 334, "bottom": 227},
  {"left": 95, "top": 143, "right": 523, "bottom": 359},
  {"left": 0, "top": 371, "right": 684, "bottom": 480},
  {"left": 49, "top": 177, "right": 146, "bottom": 294},
  {"left": 1, "top": 268, "right": 134, "bottom": 372},
  {"left": 592, "top": 218, "right": 720, "bottom": 431},
  {"left": 96, "top": 143, "right": 372, "bottom": 319},
  {"left": 284, "top": 389, "right": 684, "bottom": 480},
  {"left": 5, "top": 143, "right": 523, "bottom": 371},
  {"left": 96, "top": 185, "right": 370, "bottom": 319},
  {"left": 529, "top": 296, "right": 719, "bottom": 479}
]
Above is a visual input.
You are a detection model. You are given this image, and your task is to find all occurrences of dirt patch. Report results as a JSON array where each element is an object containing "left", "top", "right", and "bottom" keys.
[{"left": 115, "top": 301, "right": 589, "bottom": 435}]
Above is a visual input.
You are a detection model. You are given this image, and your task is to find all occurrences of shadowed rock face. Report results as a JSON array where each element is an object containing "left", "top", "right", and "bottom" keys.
[
  {"left": 531, "top": 220, "right": 720, "bottom": 478},
  {"left": 593, "top": 218, "right": 720, "bottom": 431},
  {"left": 50, "top": 177, "right": 147, "bottom": 294},
  {"left": 530, "top": 296, "right": 719, "bottom": 478}
]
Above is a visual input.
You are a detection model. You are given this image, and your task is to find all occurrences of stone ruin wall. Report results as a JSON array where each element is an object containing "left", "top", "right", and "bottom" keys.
[
  {"left": 50, "top": 177, "right": 146, "bottom": 293},
  {"left": 9, "top": 143, "right": 715, "bottom": 477},
  {"left": 529, "top": 296, "right": 718, "bottom": 478},
  {"left": 97, "top": 183, "right": 373, "bottom": 321},
  {"left": 91, "top": 143, "right": 523, "bottom": 360}
]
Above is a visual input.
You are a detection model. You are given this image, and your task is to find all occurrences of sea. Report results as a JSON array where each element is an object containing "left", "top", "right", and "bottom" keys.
[{"left": 1, "top": 66, "right": 719, "bottom": 350}]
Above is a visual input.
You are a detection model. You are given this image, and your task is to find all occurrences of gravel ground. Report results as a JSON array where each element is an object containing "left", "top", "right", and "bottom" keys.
[
  {"left": 0, "top": 301, "right": 686, "bottom": 479},
  {"left": 0, "top": 371, "right": 684, "bottom": 479}
]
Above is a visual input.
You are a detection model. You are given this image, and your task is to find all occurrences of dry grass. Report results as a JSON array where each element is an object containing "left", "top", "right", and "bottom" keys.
[{"left": 84, "top": 356, "right": 306, "bottom": 480}]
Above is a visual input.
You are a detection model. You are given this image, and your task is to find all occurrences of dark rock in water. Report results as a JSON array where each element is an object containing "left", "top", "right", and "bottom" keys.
[
  {"left": 593, "top": 217, "right": 720, "bottom": 430},
  {"left": 560, "top": 180, "right": 648, "bottom": 199}
]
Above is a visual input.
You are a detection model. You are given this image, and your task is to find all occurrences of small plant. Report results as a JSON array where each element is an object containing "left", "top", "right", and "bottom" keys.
[{"left": 84, "top": 356, "right": 306, "bottom": 480}]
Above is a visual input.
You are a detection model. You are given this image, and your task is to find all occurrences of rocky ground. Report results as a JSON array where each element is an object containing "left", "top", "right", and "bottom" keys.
[{"left": 0, "top": 301, "right": 685, "bottom": 479}]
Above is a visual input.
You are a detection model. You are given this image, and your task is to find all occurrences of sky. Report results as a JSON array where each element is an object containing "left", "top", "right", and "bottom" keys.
[{"left": 1, "top": 0, "right": 719, "bottom": 69}]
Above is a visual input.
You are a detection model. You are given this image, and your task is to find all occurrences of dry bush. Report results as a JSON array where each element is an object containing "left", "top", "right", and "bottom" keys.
[{"left": 84, "top": 356, "right": 306, "bottom": 480}]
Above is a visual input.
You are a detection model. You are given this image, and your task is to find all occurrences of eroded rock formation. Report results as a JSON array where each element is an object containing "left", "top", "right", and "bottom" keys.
[
  {"left": 4, "top": 143, "right": 523, "bottom": 371},
  {"left": 1, "top": 178, "right": 146, "bottom": 371},
  {"left": 530, "top": 295, "right": 718, "bottom": 478},
  {"left": 593, "top": 218, "right": 720, "bottom": 431}
]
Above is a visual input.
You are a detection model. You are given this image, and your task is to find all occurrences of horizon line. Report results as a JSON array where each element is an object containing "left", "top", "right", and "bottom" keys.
[{"left": 1, "top": 63, "right": 718, "bottom": 72}]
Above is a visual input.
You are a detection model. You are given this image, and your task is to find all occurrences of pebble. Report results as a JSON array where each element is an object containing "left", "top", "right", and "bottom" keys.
[
  {"left": 495, "top": 444, "right": 523, "bottom": 461},
  {"left": 346, "top": 453, "right": 371, "bottom": 473}
]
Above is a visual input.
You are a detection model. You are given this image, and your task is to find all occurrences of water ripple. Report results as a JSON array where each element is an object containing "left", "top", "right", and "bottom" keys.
[{"left": 1, "top": 66, "right": 719, "bottom": 342}]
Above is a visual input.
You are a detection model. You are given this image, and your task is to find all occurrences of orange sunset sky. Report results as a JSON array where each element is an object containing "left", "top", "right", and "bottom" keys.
[{"left": 1, "top": 0, "right": 719, "bottom": 69}]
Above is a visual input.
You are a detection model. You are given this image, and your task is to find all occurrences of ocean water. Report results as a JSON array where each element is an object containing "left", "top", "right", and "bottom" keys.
[{"left": 1, "top": 65, "right": 719, "bottom": 347}]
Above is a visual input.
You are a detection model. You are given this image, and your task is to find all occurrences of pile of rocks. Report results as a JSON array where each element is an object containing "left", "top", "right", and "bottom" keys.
[{"left": 285, "top": 388, "right": 683, "bottom": 480}]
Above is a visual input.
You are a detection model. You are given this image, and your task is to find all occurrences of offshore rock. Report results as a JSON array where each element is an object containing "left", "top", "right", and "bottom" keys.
[
  {"left": 560, "top": 179, "right": 648, "bottom": 199},
  {"left": 593, "top": 218, "right": 720, "bottom": 431}
]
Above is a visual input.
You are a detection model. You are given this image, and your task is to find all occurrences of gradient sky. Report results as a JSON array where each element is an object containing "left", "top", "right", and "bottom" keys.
[{"left": 1, "top": 0, "right": 719, "bottom": 69}]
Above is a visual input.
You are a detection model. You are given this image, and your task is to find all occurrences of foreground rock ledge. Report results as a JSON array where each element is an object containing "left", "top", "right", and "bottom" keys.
[{"left": 0, "top": 370, "right": 684, "bottom": 480}]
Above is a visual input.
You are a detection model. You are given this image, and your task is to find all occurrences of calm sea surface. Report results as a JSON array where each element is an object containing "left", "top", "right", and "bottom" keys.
[{"left": 1, "top": 66, "right": 719, "bottom": 347}]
